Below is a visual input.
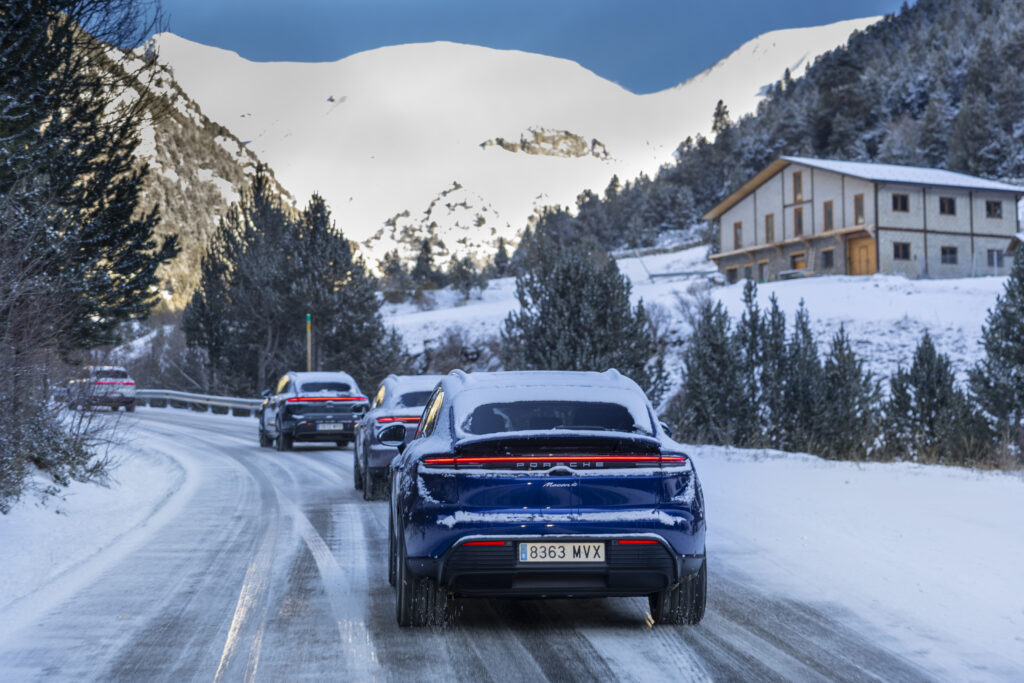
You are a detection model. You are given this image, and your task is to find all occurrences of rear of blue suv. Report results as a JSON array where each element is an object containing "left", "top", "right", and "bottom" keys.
[{"left": 388, "top": 370, "right": 706, "bottom": 626}]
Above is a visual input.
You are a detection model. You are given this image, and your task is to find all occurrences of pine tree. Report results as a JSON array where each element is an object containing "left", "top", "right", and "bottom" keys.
[
  {"left": 969, "top": 254, "right": 1024, "bottom": 448},
  {"left": 760, "top": 295, "right": 789, "bottom": 448},
  {"left": 448, "top": 255, "right": 487, "bottom": 300},
  {"left": 885, "top": 332, "right": 989, "bottom": 464},
  {"left": 817, "top": 326, "right": 880, "bottom": 460},
  {"left": 500, "top": 245, "right": 668, "bottom": 403},
  {"left": 1, "top": 0, "right": 174, "bottom": 511},
  {"left": 412, "top": 239, "right": 439, "bottom": 288},
  {"left": 491, "top": 237, "right": 511, "bottom": 277},
  {"left": 781, "top": 302, "right": 824, "bottom": 453},
  {"left": 183, "top": 174, "right": 408, "bottom": 394},
  {"left": 732, "top": 280, "right": 765, "bottom": 445},
  {"left": 380, "top": 249, "right": 413, "bottom": 303}
]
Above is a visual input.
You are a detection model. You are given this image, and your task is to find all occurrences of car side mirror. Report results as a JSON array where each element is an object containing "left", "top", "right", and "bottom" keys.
[
  {"left": 378, "top": 423, "right": 406, "bottom": 447},
  {"left": 261, "top": 389, "right": 271, "bottom": 398},
  {"left": 660, "top": 421, "right": 673, "bottom": 439}
]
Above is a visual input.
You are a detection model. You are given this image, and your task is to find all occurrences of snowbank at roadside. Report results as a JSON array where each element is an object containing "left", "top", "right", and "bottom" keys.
[
  {"left": 693, "top": 444, "right": 1024, "bottom": 679},
  {"left": 0, "top": 428, "right": 186, "bottom": 613}
]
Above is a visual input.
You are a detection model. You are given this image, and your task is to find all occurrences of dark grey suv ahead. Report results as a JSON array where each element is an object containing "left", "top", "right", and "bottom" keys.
[
  {"left": 257, "top": 371, "right": 369, "bottom": 451},
  {"left": 353, "top": 374, "right": 443, "bottom": 499}
]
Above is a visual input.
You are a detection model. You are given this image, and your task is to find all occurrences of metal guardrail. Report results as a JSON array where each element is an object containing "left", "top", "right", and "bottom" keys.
[{"left": 136, "top": 389, "right": 262, "bottom": 413}]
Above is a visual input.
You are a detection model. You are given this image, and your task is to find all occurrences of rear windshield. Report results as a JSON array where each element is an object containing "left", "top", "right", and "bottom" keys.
[
  {"left": 456, "top": 388, "right": 654, "bottom": 438},
  {"left": 91, "top": 369, "right": 128, "bottom": 379},
  {"left": 396, "top": 390, "right": 432, "bottom": 408},
  {"left": 300, "top": 382, "right": 351, "bottom": 393}
]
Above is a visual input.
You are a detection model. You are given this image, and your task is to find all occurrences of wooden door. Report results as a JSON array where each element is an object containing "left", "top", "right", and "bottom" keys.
[{"left": 847, "top": 236, "right": 877, "bottom": 275}]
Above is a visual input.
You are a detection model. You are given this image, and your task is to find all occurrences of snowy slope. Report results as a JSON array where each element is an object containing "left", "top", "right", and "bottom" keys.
[
  {"left": 148, "top": 17, "right": 878, "bottom": 264},
  {"left": 384, "top": 249, "right": 1005, "bottom": 389}
]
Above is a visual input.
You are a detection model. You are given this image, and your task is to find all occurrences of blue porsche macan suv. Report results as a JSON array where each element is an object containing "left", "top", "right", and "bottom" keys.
[{"left": 386, "top": 370, "right": 706, "bottom": 626}]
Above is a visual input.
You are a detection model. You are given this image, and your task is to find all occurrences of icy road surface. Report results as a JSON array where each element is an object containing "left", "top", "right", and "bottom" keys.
[{"left": 0, "top": 409, "right": 1016, "bottom": 681}]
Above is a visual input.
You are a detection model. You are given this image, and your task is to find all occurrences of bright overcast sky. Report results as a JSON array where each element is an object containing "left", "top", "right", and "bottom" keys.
[{"left": 155, "top": 0, "right": 909, "bottom": 94}]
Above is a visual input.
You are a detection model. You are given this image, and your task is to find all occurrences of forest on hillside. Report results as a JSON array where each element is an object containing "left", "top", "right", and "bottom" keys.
[{"left": 514, "top": 0, "right": 1024, "bottom": 259}]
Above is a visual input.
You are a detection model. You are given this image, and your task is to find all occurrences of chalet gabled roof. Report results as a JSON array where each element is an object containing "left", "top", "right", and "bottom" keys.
[{"left": 702, "top": 157, "right": 1024, "bottom": 221}]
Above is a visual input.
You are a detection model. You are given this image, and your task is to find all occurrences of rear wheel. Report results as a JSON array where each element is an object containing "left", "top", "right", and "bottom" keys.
[
  {"left": 388, "top": 512, "right": 397, "bottom": 587},
  {"left": 335, "top": 439, "right": 350, "bottom": 449},
  {"left": 125, "top": 403, "right": 135, "bottom": 413},
  {"left": 258, "top": 428, "right": 272, "bottom": 448},
  {"left": 353, "top": 452, "right": 363, "bottom": 490},
  {"left": 275, "top": 432, "right": 293, "bottom": 452},
  {"left": 650, "top": 558, "right": 706, "bottom": 625},
  {"left": 363, "top": 468, "right": 386, "bottom": 501}
]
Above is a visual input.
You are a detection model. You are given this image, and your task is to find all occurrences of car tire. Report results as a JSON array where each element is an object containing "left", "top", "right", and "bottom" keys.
[
  {"left": 388, "top": 512, "right": 397, "bottom": 587},
  {"left": 353, "top": 453, "right": 363, "bottom": 490},
  {"left": 363, "top": 468, "right": 385, "bottom": 501},
  {"left": 126, "top": 403, "right": 135, "bottom": 413},
  {"left": 258, "top": 429, "right": 272, "bottom": 448},
  {"left": 683, "top": 559, "right": 707, "bottom": 625},
  {"left": 650, "top": 558, "right": 706, "bottom": 625},
  {"left": 335, "top": 439, "right": 349, "bottom": 449},
  {"left": 275, "top": 433, "right": 292, "bottom": 452},
  {"left": 396, "top": 531, "right": 414, "bottom": 626}
]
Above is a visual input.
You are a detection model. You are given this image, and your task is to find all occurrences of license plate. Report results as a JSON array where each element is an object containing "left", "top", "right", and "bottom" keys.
[
  {"left": 317, "top": 423, "right": 348, "bottom": 431},
  {"left": 519, "top": 542, "right": 605, "bottom": 563}
]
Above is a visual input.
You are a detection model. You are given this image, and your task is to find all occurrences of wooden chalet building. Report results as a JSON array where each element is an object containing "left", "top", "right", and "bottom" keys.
[{"left": 704, "top": 157, "right": 1024, "bottom": 283}]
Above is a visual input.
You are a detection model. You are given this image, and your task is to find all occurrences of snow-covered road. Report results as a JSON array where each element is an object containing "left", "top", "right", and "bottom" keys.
[{"left": 1, "top": 409, "right": 1018, "bottom": 681}]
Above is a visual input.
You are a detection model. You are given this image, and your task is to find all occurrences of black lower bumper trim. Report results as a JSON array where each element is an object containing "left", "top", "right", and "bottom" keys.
[{"left": 409, "top": 539, "right": 704, "bottom": 598}]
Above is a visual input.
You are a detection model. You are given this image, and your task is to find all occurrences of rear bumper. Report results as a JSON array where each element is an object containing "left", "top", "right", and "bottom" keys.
[
  {"left": 80, "top": 395, "right": 134, "bottom": 407},
  {"left": 290, "top": 423, "right": 355, "bottom": 441},
  {"left": 407, "top": 535, "right": 703, "bottom": 598}
]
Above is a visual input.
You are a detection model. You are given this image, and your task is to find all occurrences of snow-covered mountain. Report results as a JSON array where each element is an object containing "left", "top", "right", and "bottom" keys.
[
  {"left": 113, "top": 50, "right": 292, "bottom": 308},
  {"left": 149, "top": 17, "right": 878, "bottom": 266}
]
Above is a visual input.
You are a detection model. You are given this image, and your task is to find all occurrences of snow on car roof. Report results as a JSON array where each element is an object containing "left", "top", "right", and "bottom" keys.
[
  {"left": 389, "top": 374, "right": 445, "bottom": 391},
  {"left": 447, "top": 369, "right": 643, "bottom": 393},
  {"left": 292, "top": 370, "right": 360, "bottom": 392}
]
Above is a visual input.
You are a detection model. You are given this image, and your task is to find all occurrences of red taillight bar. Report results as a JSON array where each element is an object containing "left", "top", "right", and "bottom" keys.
[
  {"left": 618, "top": 539, "right": 659, "bottom": 545},
  {"left": 94, "top": 381, "right": 134, "bottom": 385},
  {"left": 422, "top": 454, "right": 687, "bottom": 467},
  {"left": 463, "top": 540, "right": 506, "bottom": 546},
  {"left": 376, "top": 416, "right": 421, "bottom": 423},
  {"left": 94, "top": 381, "right": 117, "bottom": 385},
  {"left": 121, "top": 381, "right": 135, "bottom": 386},
  {"left": 286, "top": 396, "right": 366, "bottom": 402}
]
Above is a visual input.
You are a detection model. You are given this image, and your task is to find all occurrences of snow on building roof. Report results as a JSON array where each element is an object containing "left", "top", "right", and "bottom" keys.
[
  {"left": 781, "top": 156, "right": 1024, "bottom": 193},
  {"left": 703, "top": 157, "right": 1024, "bottom": 221}
]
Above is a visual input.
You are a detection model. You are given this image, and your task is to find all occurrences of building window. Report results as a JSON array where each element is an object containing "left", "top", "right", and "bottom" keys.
[
  {"left": 733, "top": 222, "right": 743, "bottom": 249},
  {"left": 892, "top": 193, "right": 909, "bottom": 212},
  {"left": 986, "top": 200, "right": 1003, "bottom": 219},
  {"left": 988, "top": 249, "right": 1005, "bottom": 268},
  {"left": 854, "top": 194, "right": 865, "bottom": 224},
  {"left": 822, "top": 249, "right": 834, "bottom": 269},
  {"left": 793, "top": 171, "right": 803, "bottom": 203},
  {"left": 765, "top": 213, "right": 775, "bottom": 243},
  {"left": 893, "top": 242, "right": 910, "bottom": 260},
  {"left": 940, "top": 197, "right": 956, "bottom": 215},
  {"left": 941, "top": 246, "right": 958, "bottom": 264},
  {"left": 794, "top": 207, "right": 804, "bottom": 236},
  {"left": 743, "top": 265, "right": 753, "bottom": 281},
  {"left": 791, "top": 252, "right": 806, "bottom": 270},
  {"left": 726, "top": 267, "right": 738, "bottom": 284},
  {"left": 823, "top": 201, "right": 834, "bottom": 231},
  {"left": 758, "top": 260, "right": 768, "bottom": 282}
]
